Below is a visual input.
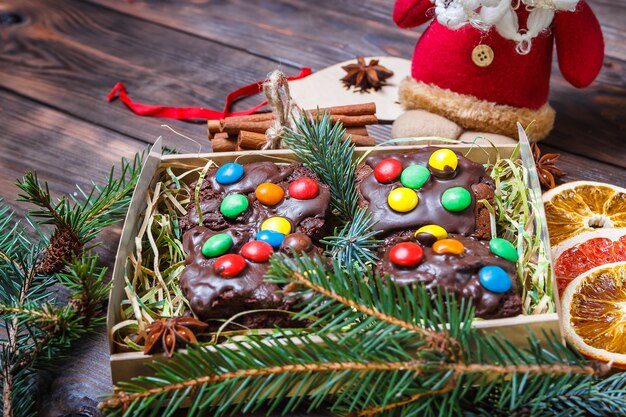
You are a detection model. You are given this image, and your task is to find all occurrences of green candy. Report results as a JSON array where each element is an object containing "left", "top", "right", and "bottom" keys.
[
  {"left": 400, "top": 165, "right": 430, "bottom": 189},
  {"left": 441, "top": 187, "right": 471, "bottom": 212},
  {"left": 220, "top": 194, "right": 249, "bottom": 219},
  {"left": 489, "top": 238, "right": 519, "bottom": 262},
  {"left": 202, "top": 233, "right": 233, "bottom": 258}
]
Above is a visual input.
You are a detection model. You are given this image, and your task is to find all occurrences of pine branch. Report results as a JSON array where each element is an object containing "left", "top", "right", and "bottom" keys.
[
  {"left": 17, "top": 153, "right": 143, "bottom": 246},
  {"left": 321, "top": 208, "right": 382, "bottom": 269},
  {"left": 57, "top": 255, "right": 110, "bottom": 326},
  {"left": 0, "top": 153, "right": 142, "bottom": 417},
  {"left": 283, "top": 112, "right": 359, "bottom": 221},
  {"left": 0, "top": 202, "right": 30, "bottom": 274},
  {"left": 100, "top": 328, "right": 604, "bottom": 417},
  {"left": 0, "top": 304, "right": 63, "bottom": 326},
  {"left": 15, "top": 172, "right": 68, "bottom": 229},
  {"left": 283, "top": 115, "right": 381, "bottom": 273},
  {"left": 101, "top": 251, "right": 617, "bottom": 417},
  {"left": 267, "top": 253, "right": 469, "bottom": 354}
]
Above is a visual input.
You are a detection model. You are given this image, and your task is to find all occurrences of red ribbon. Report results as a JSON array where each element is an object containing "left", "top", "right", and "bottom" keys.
[{"left": 107, "top": 67, "right": 312, "bottom": 120}]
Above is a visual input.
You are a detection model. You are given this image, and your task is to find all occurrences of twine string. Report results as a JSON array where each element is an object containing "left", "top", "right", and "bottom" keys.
[{"left": 261, "top": 70, "right": 301, "bottom": 150}]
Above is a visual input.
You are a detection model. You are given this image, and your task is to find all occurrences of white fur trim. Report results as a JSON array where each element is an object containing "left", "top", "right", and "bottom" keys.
[{"left": 398, "top": 77, "right": 555, "bottom": 141}]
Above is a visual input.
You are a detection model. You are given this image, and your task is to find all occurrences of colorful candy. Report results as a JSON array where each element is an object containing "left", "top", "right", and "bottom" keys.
[
  {"left": 489, "top": 238, "right": 519, "bottom": 262},
  {"left": 400, "top": 165, "right": 430, "bottom": 189},
  {"left": 281, "top": 233, "right": 313, "bottom": 254},
  {"left": 241, "top": 241, "right": 273, "bottom": 262},
  {"left": 215, "top": 163, "right": 244, "bottom": 185},
  {"left": 201, "top": 233, "right": 233, "bottom": 258},
  {"left": 255, "top": 230, "right": 285, "bottom": 249},
  {"left": 255, "top": 183, "right": 284, "bottom": 206},
  {"left": 261, "top": 216, "right": 292, "bottom": 235},
  {"left": 428, "top": 149, "right": 458, "bottom": 177},
  {"left": 414, "top": 225, "right": 448, "bottom": 246},
  {"left": 288, "top": 178, "right": 319, "bottom": 200},
  {"left": 441, "top": 187, "right": 471, "bottom": 212},
  {"left": 220, "top": 194, "right": 249, "bottom": 219},
  {"left": 389, "top": 242, "right": 423, "bottom": 267},
  {"left": 374, "top": 158, "right": 403, "bottom": 183},
  {"left": 387, "top": 187, "right": 418, "bottom": 213},
  {"left": 479, "top": 266, "right": 511, "bottom": 293},
  {"left": 214, "top": 254, "right": 247, "bottom": 277},
  {"left": 432, "top": 238, "right": 465, "bottom": 255}
]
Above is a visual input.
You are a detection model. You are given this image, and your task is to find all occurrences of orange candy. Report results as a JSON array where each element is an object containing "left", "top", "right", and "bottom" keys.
[
  {"left": 432, "top": 239, "right": 465, "bottom": 255},
  {"left": 255, "top": 183, "right": 284, "bottom": 206}
]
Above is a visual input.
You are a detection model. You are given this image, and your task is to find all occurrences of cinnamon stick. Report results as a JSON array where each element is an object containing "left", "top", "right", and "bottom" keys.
[
  {"left": 208, "top": 119, "right": 223, "bottom": 137},
  {"left": 211, "top": 133, "right": 238, "bottom": 152},
  {"left": 223, "top": 112, "right": 274, "bottom": 123},
  {"left": 329, "top": 114, "right": 378, "bottom": 127},
  {"left": 208, "top": 103, "right": 378, "bottom": 140},
  {"left": 222, "top": 120, "right": 272, "bottom": 135},
  {"left": 305, "top": 102, "right": 376, "bottom": 117},
  {"left": 209, "top": 116, "right": 274, "bottom": 136},
  {"left": 212, "top": 132, "right": 230, "bottom": 141},
  {"left": 238, "top": 130, "right": 267, "bottom": 150},
  {"left": 345, "top": 127, "right": 368, "bottom": 136},
  {"left": 348, "top": 134, "right": 375, "bottom": 147}
]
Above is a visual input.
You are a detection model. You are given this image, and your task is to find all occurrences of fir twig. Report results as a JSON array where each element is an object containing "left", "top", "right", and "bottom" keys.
[
  {"left": 101, "top": 253, "right": 619, "bottom": 417},
  {"left": 283, "top": 112, "right": 359, "bottom": 221},
  {"left": 321, "top": 208, "right": 381, "bottom": 269},
  {"left": 0, "top": 153, "right": 142, "bottom": 417},
  {"left": 268, "top": 253, "right": 460, "bottom": 352},
  {"left": 17, "top": 153, "right": 142, "bottom": 248}
]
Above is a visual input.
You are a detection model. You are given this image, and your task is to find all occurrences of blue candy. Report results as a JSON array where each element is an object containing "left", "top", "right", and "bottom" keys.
[
  {"left": 255, "top": 230, "right": 285, "bottom": 249},
  {"left": 479, "top": 266, "right": 511, "bottom": 294},
  {"left": 215, "top": 163, "right": 244, "bottom": 185}
]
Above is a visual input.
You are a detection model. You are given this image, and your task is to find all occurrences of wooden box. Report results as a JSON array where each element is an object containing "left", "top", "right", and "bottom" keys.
[{"left": 107, "top": 136, "right": 559, "bottom": 385}]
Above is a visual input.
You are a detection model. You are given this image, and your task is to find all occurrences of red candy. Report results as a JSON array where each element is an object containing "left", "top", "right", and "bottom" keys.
[
  {"left": 214, "top": 254, "right": 247, "bottom": 277},
  {"left": 389, "top": 242, "right": 423, "bottom": 267},
  {"left": 241, "top": 240, "right": 273, "bottom": 262},
  {"left": 288, "top": 178, "right": 319, "bottom": 200},
  {"left": 374, "top": 158, "right": 403, "bottom": 183}
]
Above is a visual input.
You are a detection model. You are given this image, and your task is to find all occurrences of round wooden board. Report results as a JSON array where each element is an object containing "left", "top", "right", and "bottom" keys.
[{"left": 289, "top": 56, "right": 411, "bottom": 122}]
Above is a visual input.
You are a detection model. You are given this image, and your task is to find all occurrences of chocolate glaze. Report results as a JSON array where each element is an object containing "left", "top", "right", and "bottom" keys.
[
  {"left": 180, "top": 162, "right": 331, "bottom": 239},
  {"left": 357, "top": 148, "right": 491, "bottom": 237},
  {"left": 378, "top": 233, "right": 521, "bottom": 319},
  {"left": 180, "top": 227, "right": 281, "bottom": 321},
  {"left": 178, "top": 162, "right": 332, "bottom": 325},
  {"left": 178, "top": 157, "right": 517, "bottom": 325},
  {"left": 210, "top": 161, "right": 293, "bottom": 195},
  {"left": 180, "top": 227, "right": 322, "bottom": 324}
]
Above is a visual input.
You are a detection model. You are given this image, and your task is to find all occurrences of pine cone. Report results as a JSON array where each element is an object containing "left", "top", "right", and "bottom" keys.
[{"left": 36, "top": 226, "right": 83, "bottom": 275}]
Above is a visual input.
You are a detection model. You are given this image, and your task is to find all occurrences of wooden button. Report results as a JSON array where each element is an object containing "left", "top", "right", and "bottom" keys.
[{"left": 472, "top": 44, "right": 494, "bottom": 67}]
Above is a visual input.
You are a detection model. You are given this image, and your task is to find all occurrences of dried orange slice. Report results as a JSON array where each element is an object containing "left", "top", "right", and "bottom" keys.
[
  {"left": 543, "top": 181, "right": 626, "bottom": 246},
  {"left": 553, "top": 228, "right": 626, "bottom": 293},
  {"left": 561, "top": 262, "right": 626, "bottom": 365}
]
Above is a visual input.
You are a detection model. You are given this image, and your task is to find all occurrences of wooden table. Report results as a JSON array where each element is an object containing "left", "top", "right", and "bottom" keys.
[{"left": 0, "top": 0, "right": 623, "bottom": 415}]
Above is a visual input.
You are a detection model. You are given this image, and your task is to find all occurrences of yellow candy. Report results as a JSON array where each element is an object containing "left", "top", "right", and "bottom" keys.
[
  {"left": 261, "top": 217, "right": 292, "bottom": 235},
  {"left": 414, "top": 225, "right": 448, "bottom": 241},
  {"left": 387, "top": 187, "right": 418, "bottom": 213},
  {"left": 428, "top": 149, "right": 458, "bottom": 172}
]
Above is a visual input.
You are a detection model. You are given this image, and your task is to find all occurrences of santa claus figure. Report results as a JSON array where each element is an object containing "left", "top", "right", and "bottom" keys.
[{"left": 392, "top": 0, "right": 604, "bottom": 141}]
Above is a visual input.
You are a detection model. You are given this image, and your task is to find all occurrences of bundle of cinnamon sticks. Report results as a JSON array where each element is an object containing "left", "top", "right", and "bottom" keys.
[{"left": 208, "top": 102, "right": 377, "bottom": 152}]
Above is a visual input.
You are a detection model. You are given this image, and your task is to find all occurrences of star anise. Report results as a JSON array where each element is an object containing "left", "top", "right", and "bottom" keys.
[
  {"left": 136, "top": 317, "right": 208, "bottom": 357},
  {"left": 341, "top": 56, "right": 394, "bottom": 93},
  {"left": 531, "top": 143, "right": 565, "bottom": 190}
]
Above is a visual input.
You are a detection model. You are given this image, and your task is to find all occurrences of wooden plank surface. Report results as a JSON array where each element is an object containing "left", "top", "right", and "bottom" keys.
[
  {"left": 0, "top": 0, "right": 288, "bottom": 146},
  {"left": 0, "top": 0, "right": 623, "bottom": 415}
]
